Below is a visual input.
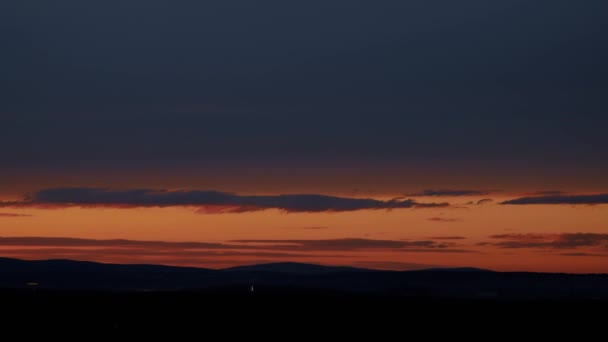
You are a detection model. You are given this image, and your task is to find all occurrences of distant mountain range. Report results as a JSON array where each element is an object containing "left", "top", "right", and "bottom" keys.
[{"left": 1, "top": 257, "right": 607, "bottom": 299}]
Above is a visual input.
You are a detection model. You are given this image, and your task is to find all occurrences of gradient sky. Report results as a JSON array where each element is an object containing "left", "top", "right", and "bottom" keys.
[{"left": 2, "top": 1, "right": 608, "bottom": 272}]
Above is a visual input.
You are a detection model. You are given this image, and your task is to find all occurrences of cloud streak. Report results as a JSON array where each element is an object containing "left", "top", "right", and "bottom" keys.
[
  {"left": 232, "top": 238, "right": 446, "bottom": 250},
  {"left": 231, "top": 238, "right": 473, "bottom": 253},
  {"left": 559, "top": 253, "right": 608, "bottom": 257},
  {"left": 0, "top": 212, "right": 32, "bottom": 217},
  {"left": 407, "top": 189, "right": 494, "bottom": 197},
  {"left": 0, "top": 236, "right": 355, "bottom": 268},
  {"left": 428, "top": 217, "right": 460, "bottom": 223},
  {"left": 525, "top": 191, "right": 567, "bottom": 196},
  {"left": 487, "top": 233, "right": 608, "bottom": 249},
  {"left": 354, "top": 261, "right": 440, "bottom": 271},
  {"left": 502, "top": 194, "right": 608, "bottom": 205},
  {"left": 0, "top": 236, "right": 475, "bottom": 268},
  {"left": 1, "top": 188, "right": 449, "bottom": 213},
  {"left": 0, "top": 236, "right": 230, "bottom": 249},
  {"left": 429, "top": 236, "right": 466, "bottom": 240},
  {"left": 0, "top": 236, "right": 470, "bottom": 253}
]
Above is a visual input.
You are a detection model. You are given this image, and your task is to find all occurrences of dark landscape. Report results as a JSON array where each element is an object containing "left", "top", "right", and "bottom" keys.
[
  {"left": 2, "top": 257, "right": 608, "bottom": 299},
  {"left": 2, "top": 258, "right": 606, "bottom": 331}
]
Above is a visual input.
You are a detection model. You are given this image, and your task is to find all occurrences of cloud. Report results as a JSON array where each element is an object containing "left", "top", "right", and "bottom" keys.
[
  {"left": 501, "top": 194, "right": 608, "bottom": 205},
  {"left": 0, "top": 212, "right": 32, "bottom": 217},
  {"left": 397, "top": 248, "right": 475, "bottom": 253},
  {"left": 284, "top": 226, "right": 329, "bottom": 230},
  {"left": 0, "top": 247, "right": 328, "bottom": 259},
  {"left": 465, "top": 198, "right": 493, "bottom": 205},
  {"left": 487, "top": 233, "right": 608, "bottom": 249},
  {"left": 0, "top": 237, "right": 347, "bottom": 267},
  {"left": 0, "top": 236, "right": 230, "bottom": 249},
  {"left": 354, "top": 261, "right": 440, "bottom": 271},
  {"left": 1, "top": 188, "right": 449, "bottom": 213},
  {"left": 525, "top": 191, "right": 567, "bottom": 196},
  {"left": 559, "top": 253, "right": 608, "bottom": 257},
  {"left": 231, "top": 238, "right": 447, "bottom": 251},
  {"left": 0, "top": 236, "right": 474, "bottom": 268},
  {"left": 0, "top": 236, "right": 472, "bottom": 253},
  {"left": 231, "top": 238, "right": 474, "bottom": 253},
  {"left": 407, "top": 189, "right": 494, "bottom": 197},
  {"left": 428, "top": 236, "right": 466, "bottom": 240},
  {"left": 428, "top": 217, "right": 460, "bottom": 223}
]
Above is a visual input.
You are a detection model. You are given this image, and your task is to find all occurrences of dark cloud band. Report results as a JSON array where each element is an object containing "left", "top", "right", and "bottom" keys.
[
  {"left": 1, "top": 187, "right": 449, "bottom": 213},
  {"left": 407, "top": 189, "right": 494, "bottom": 197},
  {"left": 502, "top": 194, "right": 608, "bottom": 205}
]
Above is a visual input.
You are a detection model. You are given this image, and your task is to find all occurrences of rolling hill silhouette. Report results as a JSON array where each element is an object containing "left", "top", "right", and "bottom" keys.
[{"left": 1, "top": 257, "right": 607, "bottom": 299}]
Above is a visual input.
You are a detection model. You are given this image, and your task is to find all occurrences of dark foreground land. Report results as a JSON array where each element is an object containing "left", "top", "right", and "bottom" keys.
[
  {"left": 2, "top": 289, "right": 606, "bottom": 334},
  {"left": 1, "top": 258, "right": 606, "bottom": 333}
]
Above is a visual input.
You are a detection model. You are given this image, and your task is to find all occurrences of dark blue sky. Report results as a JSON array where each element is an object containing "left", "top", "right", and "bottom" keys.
[{"left": 2, "top": 1, "right": 607, "bottom": 171}]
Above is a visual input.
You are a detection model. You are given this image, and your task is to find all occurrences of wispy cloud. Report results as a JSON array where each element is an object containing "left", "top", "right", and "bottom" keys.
[
  {"left": 231, "top": 238, "right": 474, "bottom": 253},
  {"left": 0, "top": 212, "right": 32, "bottom": 217},
  {"left": 428, "top": 236, "right": 466, "bottom": 240},
  {"left": 0, "top": 237, "right": 347, "bottom": 267},
  {"left": 1, "top": 188, "right": 449, "bottom": 213},
  {"left": 407, "top": 189, "right": 495, "bottom": 197},
  {"left": 465, "top": 198, "right": 493, "bottom": 205},
  {"left": 559, "top": 252, "right": 608, "bottom": 257},
  {"left": 501, "top": 194, "right": 608, "bottom": 205},
  {"left": 0, "top": 236, "right": 229, "bottom": 249},
  {"left": 0, "top": 236, "right": 472, "bottom": 254},
  {"left": 0, "top": 236, "right": 476, "bottom": 268},
  {"left": 231, "top": 238, "right": 447, "bottom": 251},
  {"left": 284, "top": 226, "right": 329, "bottom": 230},
  {"left": 354, "top": 261, "right": 440, "bottom": 271},
  {"left": 524, "top": 191, "right": 567, "bottom": 196},
  {"left": 0, "top": 247, "right": 327, "bottom": 259},
  {"left": 486, "top": 233, "right": 608, "bottom": 249},
  {"left": 428, "top": 217, "right": 460, "bottom": 223}
]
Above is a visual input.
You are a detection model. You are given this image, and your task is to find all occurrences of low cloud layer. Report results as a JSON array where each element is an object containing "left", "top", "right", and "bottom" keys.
[
  {"left": 0, "top": 236, "right": 351, "bottom": 268},
  {"left": 354, "top": 261, "right": 440, "bottom": 271},
  {"left": 428, "top": 217, "right": 460, "bottom": 223},
  {"left": 0, "top": 188, "right": 449, "bottom": 213},
  {"left": 0, "top": 236, "right": 468, "bottom": 253},
  {"left": 429, "top": 236, "right": 466, "bottom": 240},
  {"left": 232, "top": 238, "right": 473, "bottom": 253},
  {"left": 232, "top": 238, "right": 446, "bottom": 250},
  {"left": 525, "top": 191, "right": 567, "bottom": 196},
  {"left": 0, "top": 236, "right": 230, "bottom": 249},
  {"left": 0, "top": 212, "right": 32, "bottom": 217},
  {"left": 407, "top": 189, "right": 494, "bottom": 197},
  {"left": 559, "top": 252, "right": 608, "bottom": 257},
  {"left": 502, "top": 194, "right": 608, "bottom": 205},
  {"left": 0, "top": 236, "right": 473, "bottom": 268},
  {"left": 487, "top": 233, "right": 608, "bottom": 249},
  {"left": 465, "top": 198, "right": 493, "bottom": 205}
]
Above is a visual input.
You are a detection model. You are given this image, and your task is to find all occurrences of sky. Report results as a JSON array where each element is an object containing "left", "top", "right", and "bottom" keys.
[{"left": 1, "top": 1, "right": 608, "bottom": 273}]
